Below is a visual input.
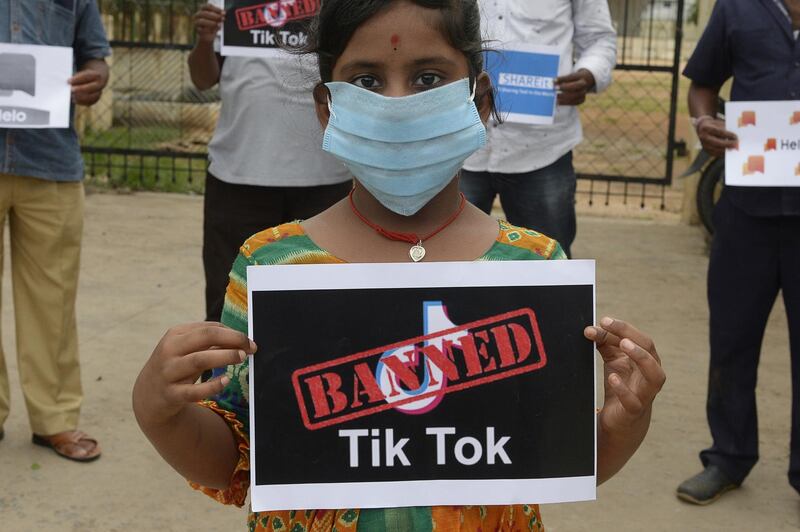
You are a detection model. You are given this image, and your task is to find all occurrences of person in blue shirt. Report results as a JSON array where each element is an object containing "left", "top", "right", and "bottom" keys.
[
  {"left": 0, "top": 0, "right": 110, "bottom": 462},
  {"left": 677, "top": 0, "right": 800, "bottom": 505}
]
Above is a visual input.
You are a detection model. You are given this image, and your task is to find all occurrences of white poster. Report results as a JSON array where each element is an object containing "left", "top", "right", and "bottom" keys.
[
  {"left": 220, "top": 0, "right": 318, "bottom": 58},
  {"left": 0, "top": 43, "right": 73, "bottom": 129},
  {"left": 725, "top": 100, "right": 800, "bottom": 187},
  {"left": 485, "top": 44, "right": 562, "bottom": 125},
  {"left": 247, "top": 259, "right": 596, "bottom": 511}
]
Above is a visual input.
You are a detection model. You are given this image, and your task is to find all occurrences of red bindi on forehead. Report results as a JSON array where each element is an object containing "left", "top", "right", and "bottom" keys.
[{"left": 391, "top": 34, "right": 400, "bottom": 50}]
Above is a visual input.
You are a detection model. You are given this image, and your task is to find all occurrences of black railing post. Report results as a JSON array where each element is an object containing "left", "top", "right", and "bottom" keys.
[{"left": 665, "top": 0, "right": 685, "bottom": 187}]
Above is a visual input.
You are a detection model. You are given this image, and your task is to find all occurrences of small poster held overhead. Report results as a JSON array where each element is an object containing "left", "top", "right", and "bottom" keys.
[
  {"left": 485, "top": 43, "right": 562, "bottom": 125},
  {"left": 221, "top": 0, "right": 320, "bottom": 57},
  {"left": 725, "top": 100, "right": 800, "bottom": 187},
  {"left": 0, "top": 43, "right": 73, "bottom": 129}
]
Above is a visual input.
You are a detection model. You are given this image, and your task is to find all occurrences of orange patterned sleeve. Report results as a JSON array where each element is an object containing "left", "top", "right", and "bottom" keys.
[{"left": 188, "top": 400, "right": 251, "bottom": 507}]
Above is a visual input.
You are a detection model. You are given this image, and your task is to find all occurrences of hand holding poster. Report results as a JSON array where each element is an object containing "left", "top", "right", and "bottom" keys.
[
  {"left": 247, "top": 260, "right": 596, "bottom": 511},
  {"left": 0, "top": 43, "right": 73, "bottom": 129},
  {"left": 725, "top": 100, "right": 800, "bottom": 187},
  {"left": 485, "top": 43, "right": 562, "bottom": 125},
  {"left": 221, "top": 0, "right": 320, "bottom": 57}
]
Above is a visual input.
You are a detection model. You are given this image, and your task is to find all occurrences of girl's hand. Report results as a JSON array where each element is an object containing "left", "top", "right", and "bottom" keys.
[
  {"left": 133, "top": 322, "right": 256, "bottom": 427},
  {"left": 584, "top": 317, "right": 665, "bottom": 436}
]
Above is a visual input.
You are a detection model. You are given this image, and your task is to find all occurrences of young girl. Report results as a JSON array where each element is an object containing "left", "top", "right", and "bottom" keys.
[{"left": 132, "top": 1, "right": 666, "bottom": 530}]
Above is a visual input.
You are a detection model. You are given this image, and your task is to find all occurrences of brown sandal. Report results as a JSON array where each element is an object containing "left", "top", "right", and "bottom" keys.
[{"left": 32, "top": 430, "right": 102, "bottom": 462}]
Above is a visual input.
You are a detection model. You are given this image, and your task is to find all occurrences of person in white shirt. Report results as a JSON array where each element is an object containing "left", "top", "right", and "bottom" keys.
[
  {"left": 462, "top": 0, "right": 617, "bottom": 257},
  {"left": 189, "top": 3, "right": 351, "bottom": 323}
]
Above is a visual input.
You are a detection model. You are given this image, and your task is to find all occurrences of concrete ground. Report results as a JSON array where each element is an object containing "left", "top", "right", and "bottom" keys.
[{"left": 0, "top": 191, "right": 797, "bottom": 531}]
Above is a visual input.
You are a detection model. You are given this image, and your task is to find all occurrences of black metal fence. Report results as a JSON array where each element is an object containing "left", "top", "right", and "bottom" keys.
[
  {"left": 81, "top": 0, "right": 211, "bottom": 192},
  {"left": 82, "top": 0, "right": 685, "bottom": 205}
]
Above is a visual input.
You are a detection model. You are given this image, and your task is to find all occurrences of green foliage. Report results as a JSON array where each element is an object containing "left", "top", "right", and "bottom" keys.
[{"left": 84, "top": 152, "right": 207, "bottom": 193}]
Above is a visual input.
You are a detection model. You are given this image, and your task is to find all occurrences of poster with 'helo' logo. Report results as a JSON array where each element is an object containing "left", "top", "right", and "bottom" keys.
[{"left": 0, "top": 43, "right": 72, "bottom": 129}]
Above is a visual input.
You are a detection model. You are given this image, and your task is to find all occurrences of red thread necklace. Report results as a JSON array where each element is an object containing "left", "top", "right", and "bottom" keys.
[{"left": 348, "top": 189, "right": 467, "bottom": 262}]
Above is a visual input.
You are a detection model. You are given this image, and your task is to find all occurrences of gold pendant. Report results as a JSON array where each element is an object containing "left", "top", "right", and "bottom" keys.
[{"left": 409, "top": 243, "right": 426, "bottom": 262}]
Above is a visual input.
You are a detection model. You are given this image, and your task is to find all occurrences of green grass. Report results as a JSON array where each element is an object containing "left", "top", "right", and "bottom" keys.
[{"left": 82, "top": 125, "right": 187, "bottom": 150}]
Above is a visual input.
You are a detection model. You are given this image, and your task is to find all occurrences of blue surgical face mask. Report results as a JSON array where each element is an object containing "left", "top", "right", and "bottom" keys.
[{"left": 322, "top": 78, "right": 487, "bottom": 216}]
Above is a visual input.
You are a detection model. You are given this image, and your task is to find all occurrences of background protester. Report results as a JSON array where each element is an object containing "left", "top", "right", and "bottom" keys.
[
  {"left": 0, "top": 0, "right": 110, "bottom": 461},
  {"left": 189, "top": 3, "right": 351, "bottom": 324},
  {"left": 461, "top": 0, "right": 616, "bottom": 257},
  {"left": 676, "top": 0, "right": 800, "bottom": 505}
]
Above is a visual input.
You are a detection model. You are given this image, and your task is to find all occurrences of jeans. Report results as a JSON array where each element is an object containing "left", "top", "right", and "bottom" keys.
[{"left": 460, "top": 152, "right": 577, "bottom": 257}]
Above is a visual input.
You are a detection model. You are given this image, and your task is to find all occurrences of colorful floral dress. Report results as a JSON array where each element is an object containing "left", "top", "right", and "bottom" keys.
[{"left": 191, "top": 221, "right": 566, "bottom": 531}]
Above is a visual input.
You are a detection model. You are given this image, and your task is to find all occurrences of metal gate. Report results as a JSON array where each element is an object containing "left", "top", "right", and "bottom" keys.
[
  {"left": 82, "top": 0, "right": 685, "bottom": 204},
  {"left": 574, "top": 0, "right": 685, "bottom": 208}
]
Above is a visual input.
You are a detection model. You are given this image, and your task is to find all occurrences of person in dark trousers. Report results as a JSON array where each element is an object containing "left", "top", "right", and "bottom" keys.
[
  {"left": 189, "top": 3, "right": 351, "bottom": 324},
  {"left": 677, "top": 0, "right": 800, "bottom": 506}
]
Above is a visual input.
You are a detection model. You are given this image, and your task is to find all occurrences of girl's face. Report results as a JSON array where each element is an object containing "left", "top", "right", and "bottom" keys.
[{"left": 315, "top": 0, "right": 492, "bottom": 125}]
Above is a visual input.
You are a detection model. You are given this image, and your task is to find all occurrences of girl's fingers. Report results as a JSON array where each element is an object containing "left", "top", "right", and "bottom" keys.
[
  {"left": 598, "top": 317, "right": 659, "bottom": 363},
  {"left": 164, "top": 348, "right": 247, "bottom": 382},
  {"left": 166, "top": 324, "right": 256, "bottom": 356},
  {"left": 620, "top": 339, "right": 666, "bottom": 390},
  {"left": 171, "top": 375, "right": 231, "bottom": 404},
  {"left": 168, "top": 321, "right": 225, "bottom": 336},
  {"left": 584, "top": 325, "right": 626, "bottom": 364},
  {"left": 584, "top": 325, "right": 621, "bottom": 348},
  {"left": 608, "top": 373, "right": 644, "bottom": 416}
]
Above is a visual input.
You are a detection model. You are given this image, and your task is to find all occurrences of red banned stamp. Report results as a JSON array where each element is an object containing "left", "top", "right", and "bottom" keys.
[
  {"left": 292, "top": 307, "right": 548, "bottom": 430},
  {"left": 235, "top": 0, "right": 320, "bottom": 31}
]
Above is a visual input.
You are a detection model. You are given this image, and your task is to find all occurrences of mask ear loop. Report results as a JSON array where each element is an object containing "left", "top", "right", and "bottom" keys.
[
  {"left": 469, "top": 79, "right": 477, "bottom": 102},
  {"left": 327, "top": 95, "right": 337, "bottom": 121}
]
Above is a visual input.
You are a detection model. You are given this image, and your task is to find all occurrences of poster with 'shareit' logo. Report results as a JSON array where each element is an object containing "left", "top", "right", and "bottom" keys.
[
  {"left": 220, "top": 0, "right": 319, "bottom": 57},
  {"left": 247, "top": 260, "right": 596, "bottom": 512}
]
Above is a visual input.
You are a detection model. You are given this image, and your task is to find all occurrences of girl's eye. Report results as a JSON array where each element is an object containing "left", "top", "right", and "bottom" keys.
[
  {"left": 415, "top": 73, "right": 442, "bottom": 87},
  {"left": 352, "top": 75, "right": 381, "bottom": 89}
]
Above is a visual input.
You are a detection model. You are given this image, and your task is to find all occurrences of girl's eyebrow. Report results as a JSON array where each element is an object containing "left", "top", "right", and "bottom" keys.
[
  {"left": 338, "top": 60, "right": 383, "bottom": 75},
  {"left": 339, "top": 56, "right": 459, "bottom": 75},
  {"left": 410, "top": 56, "right": 459, "bottom": 68}
]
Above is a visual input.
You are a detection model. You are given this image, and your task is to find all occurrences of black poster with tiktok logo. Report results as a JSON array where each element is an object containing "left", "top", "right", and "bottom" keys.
[
  {"left": 246, "top": 260, "right": 596, "bottom": 512},
  {"left": 221, "top": 0, "right": 319, "bottom": 57}
]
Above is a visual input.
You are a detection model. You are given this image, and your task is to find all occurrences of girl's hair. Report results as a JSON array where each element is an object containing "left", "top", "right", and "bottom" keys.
[
  {"left": 302, "top": 0, "right": 499, "bottom": 119},
  {"left": 307, "top": 0, "right": 482, "bottom": 83}
]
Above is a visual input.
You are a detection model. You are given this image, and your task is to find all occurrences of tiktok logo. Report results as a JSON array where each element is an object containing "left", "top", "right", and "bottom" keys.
[
  {"left": 374, "top": 301, "right": 460, "bottom": 415},
  {"left": 293, "top": 300, "right": 546, "bottom": 431}
]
